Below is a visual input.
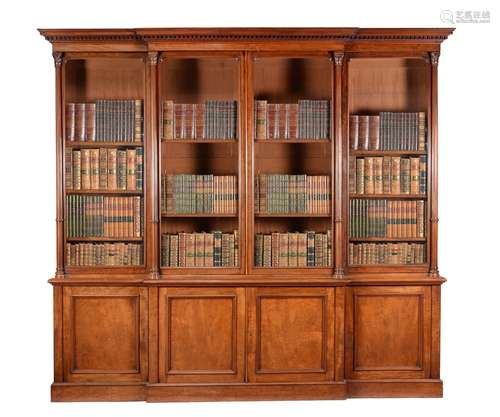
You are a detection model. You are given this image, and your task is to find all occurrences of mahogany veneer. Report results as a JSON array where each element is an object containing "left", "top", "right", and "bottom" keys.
[{"left": 41, "top": 27, "right": 452, "bottom": 402}]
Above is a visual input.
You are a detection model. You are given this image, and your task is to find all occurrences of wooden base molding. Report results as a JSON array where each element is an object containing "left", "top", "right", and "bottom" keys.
[
  {"left": 346, "top": 379, "right": 443, "bottom": 398},
  {"left": 51, "top": 380, "right": 443, "bottom": 402}
]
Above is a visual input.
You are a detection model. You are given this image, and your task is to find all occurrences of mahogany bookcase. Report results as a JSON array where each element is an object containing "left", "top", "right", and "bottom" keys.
[{"left": 40, "top": 27, "right": 453, "bottom": 402}]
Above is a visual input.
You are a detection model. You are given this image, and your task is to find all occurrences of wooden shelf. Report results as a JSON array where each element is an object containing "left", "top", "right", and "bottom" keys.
[
  {"left": 350, "top": 150, "right": 426, "bottom": 156},
  {"left": 66, "top": 141, "right": 143, "bottom": 148},
  {"left": 66, "top": 237, "right": 143, "bottom": 242},
  {"left": 349, "top": 237, "right": 426, "bottom": 242},
  {"left": 162, "top": 139, "right": 237, "bottom": 144},
  {"left": 255, "top": 139, "right": 330, "bottom": 144},
  {"left": 350, "top": 194, "right": 426, "bottom": 199},
  {"left": 66, "top": 189, "right": 143, "bottom": 195},
  {"left": 161, "top": 212, "right": 237, "bottom": 218},
  {"left": 255, "top": 213, "right": 331, "bottom": 218}
]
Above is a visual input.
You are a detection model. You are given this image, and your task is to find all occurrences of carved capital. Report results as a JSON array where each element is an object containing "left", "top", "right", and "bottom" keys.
[
  {"left": 52, "top": 52, "right": 64, "bottom": 67},
  {"left": 147, "top": 51, "right": 159, "bottom": 65},
  {"left": 429, "top": 52, "right": 439, "bottom": 66},
  {"left": 333, "top": 52, "right": 344, "bottom": 66}
]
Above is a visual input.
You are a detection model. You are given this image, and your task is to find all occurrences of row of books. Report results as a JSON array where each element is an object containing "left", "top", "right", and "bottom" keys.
[
  {"left": 349, "top": 156, "right": 427, "bottom": 195},
  {"left": 66, "top": 100, "right": 143, "bottom": 143},
  {"left": 349, "top": 112, "right": 426, "bottom": 151},
  {"left": 254, "top": 231, "right": 332, "bottom": 267},
  {"left": 349, "top": 199, "right": 425, "bottom": 238},
  {"left": 162, "top": 100, "right": 238, "bottom": 140},
  {"left": 66, "top": 243, "right": 143, "bottom": 266},
  {"left": 255, "top": 175, "right": 331, "bottom": 214},
  {"left": 349, "top": 243, "right": 426, "bottom": 265},
  {"left": 66, "top": 196, "right": 143, "bottom": 238},
  {"left": 255, "top": 100, "right": 330, "bottom": 140},
  {"left": 161, "top": 174, "right": 237, "bottom": 214},
  {"left": 161, "top": 231, "right": 239, "bottom": 267},
  {"left": 65, "top": 148, "right": 143, "bottom": 191}
]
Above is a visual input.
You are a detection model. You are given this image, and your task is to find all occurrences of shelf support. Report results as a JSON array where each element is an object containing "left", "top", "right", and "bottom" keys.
[
  {"left": 333, "top": 52, "right": 345, "bottom": 279},
  {"left": 53, "top": 51, "right": 65, "bottom": 279},
  {"left": 146, "top": 51, "right": 160, "bottom": 279},
  {"left": 429, "top": 51, "right": 440, "bottom": 277}
]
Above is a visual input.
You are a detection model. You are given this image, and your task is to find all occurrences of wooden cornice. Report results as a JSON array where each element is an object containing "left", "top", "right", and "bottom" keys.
[{"left": 38, "top": 27, "right": 455, "bottom": 46}]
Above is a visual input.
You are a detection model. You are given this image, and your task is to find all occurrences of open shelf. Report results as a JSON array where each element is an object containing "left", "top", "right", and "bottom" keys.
[
  {"left": 66, "top": 141, "right": 143, "bottom": 148},
  {"left": 66, "top": 189, "right": 143, "bottom": 195},
  {"left": 66, "top": 237, "right": 143, "bottom": 242},
  {"left": 161, "top": 213, "right": 237, "bottom": 218}
]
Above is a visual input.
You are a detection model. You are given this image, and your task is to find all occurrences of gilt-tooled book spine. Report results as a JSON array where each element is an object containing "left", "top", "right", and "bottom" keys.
[
  {"left": 81, "top": 149, "right": 91, "bottom": 189},
  {"left": 374, "top": 157, "right": 383, "bottom": 194},
  {"left": 65, "top": 148, "right": 73, "bottom": 190},
  {"left": 90, "top": 149, "right": 99, "bottom": 190},
  {"left": 162, "top": 100, "right": 174, "bottom": 140},
  {"left": 356, "top": 158, "right": 365, "bottom": 194},
  {"left": 135, "top": 147, "right": 143, "bottom": 191},
  {"left": 85, "top": 103, "right": 96, "bottom": 142},
  {"left": 400, "top": 158, "right": 410, "bottom": 194},
  {"left": 419, "top": 155, "right": 427, "bottom": 194},
  {"left": 205, "top": 233, "right": 214, "bottom": 267},
  {"left": 391, "top": 157, "right": 401, "bottom": 194},
  {"left": 66, "top": 103, "right": 75, "bottom": 142},
  {"left": 117, "top": 150, "right": 127, "bottom": 190},
  {"left": 134, "top": 99, "right": 143, "bottom": 142},
  {"left": 364, "top": 157, "right": 374, "bottom": 194},
  {"left": 418, "top": 112, "right": 426, "bottom": 151},
  {"left": 255, "top": 100, "right": 267, "bottom": 140},
  {"left": 75, "top": 103, "right": 86, "bottom": 142},
  {"left": 349, "top": 115, "right": 359, "bottom": 149},
  {"left": 126, "top": 149, "right": 136, "bottom": 190},
  {"left": 72, "top": 150, "right": 81, "bottom": 190}
]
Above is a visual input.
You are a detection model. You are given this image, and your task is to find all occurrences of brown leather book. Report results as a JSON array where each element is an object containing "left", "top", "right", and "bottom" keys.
[
  {"left": 356, "top": 158, "right": 365, "bottom": 194},
  {"left": 373, "top": 157, "right": 383, "bottom": 194},
  {"left": 162, "top": 100, "right": 174, "bottom": 140},
  {"left": 364, "top": 157, "right": 374, "bottom": 194},
  {"left": 65, "top": 103, "right": 75, "bottom": 142},
  {"left": 126, "top": 149, "right": 136, "bottom": 190},
  {"left": 349, "top": 115, "right": 359, "bottom": 150},
  {"left": 85, "top": 103, "right": 96, "bottom": 142},
  {"left": 359, "top": 115, "right": 370, "bottom": 150},
  {"left": 382, "top": 156, "right": 392, "bottom": 193},
  {"left": 391, "top": 157, "right": 401, "bottom": 194},
  {"left": 80, "top": 149, "right": 91, "bottom": 190},
  {"left": 90, "top": 149, "right": 99, "bottom": 190},
  {"left": 75, "top": 103, "right": 86, "bottom": 142},
  {"left": 107, "top": 148, "right": 117, "bottom": 190},
  {"left": 349, "top": 156, "right": 356, "bottom": 194},
  {"left": 369, "top": 115, "right": 380, "bottom": 149},
  {"left": 410, "top": 157, "right": 420, "bottom": 194}
]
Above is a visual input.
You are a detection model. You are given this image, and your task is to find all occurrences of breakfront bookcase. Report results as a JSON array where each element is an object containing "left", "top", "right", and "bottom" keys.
[{"left": 40, "top": 27, "right": 453, "bottom": 402}]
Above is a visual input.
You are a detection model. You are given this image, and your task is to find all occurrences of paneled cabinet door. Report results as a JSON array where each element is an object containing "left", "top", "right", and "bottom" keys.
[
  {"left": 346, "top": 286, "right": 431, "bottom": 380},
  {"left": 62, "top": 286, "right": 148, "bottom": 382},
  {"left": 248, "top": 287, "right": 335, "bottom": 383},
  {"left": 158, "top": 288, "right": 245, "bottom": 383}
]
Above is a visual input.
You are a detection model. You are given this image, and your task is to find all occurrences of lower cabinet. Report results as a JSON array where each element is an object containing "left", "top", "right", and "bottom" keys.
[
  {"left": 158, "top": 287, "right": 245, "bottom": 383},
  {"left": 247, "top": 287, "right": 335, "bottom": 382},
  {"left": 62, "top": 286, "right": 148, "bottom": 382},
  {"left": 345, "top": 286, "right": 432, "bottom": 380}
]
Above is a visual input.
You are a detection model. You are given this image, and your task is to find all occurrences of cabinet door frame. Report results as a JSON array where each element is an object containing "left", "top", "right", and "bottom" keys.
[
  {"left": 158, "top": 287, "right": 245, "bottom": 383},
  {"left": 62, "top": 286, "right": 148, "bottom": 383},
  {"left": 247, "top": 287, "right": 335, "bottom": 383},
  {"left": 346, "top": 285, "right": 431, "bottom": 380}
]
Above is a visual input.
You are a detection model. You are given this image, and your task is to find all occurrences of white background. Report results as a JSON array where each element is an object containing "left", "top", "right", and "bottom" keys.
[{"left": 0, "top": 0, "right": 498, "bottom": 415}]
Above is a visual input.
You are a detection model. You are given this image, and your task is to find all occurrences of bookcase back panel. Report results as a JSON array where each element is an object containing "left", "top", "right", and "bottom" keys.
[
  {"left": 162, "top": 143, "right": 238, "bottom": 175},
  {"left": 254, "top": 218, "right": 331, "bottom": 234},
  {"left": 255, "top": 143, "right": 331, "bottom": 176},
  {"left": 160, "top": 57, "right": 240, "bottom": 102},
  {"left": 65, "top": 58, "right": 145, "bottom": 102},
  {"left": 348, "top": 58, "right": 429, "bottom": 114},
  {"left": 253, "top": 57, "right": 331, "bottom": 102}
]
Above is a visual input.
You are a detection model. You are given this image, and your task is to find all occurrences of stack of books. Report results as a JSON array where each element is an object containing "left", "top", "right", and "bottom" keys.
[
  {"left": 255, "top": 100, "right": 330, "bottom": 140},
  {"left": 255, "top": 174, "right": 330, "bottom": 214},
  {"left": 66, "top": 242, "right": 143, "bottom": 266},
  {"left": 349, "top": 112, "right": 426, "bottom": 151},
  {"left": 349, "top": 242, "right": 426, "bottom": 265},
  {"left": 162, "top": 100, "right": 238, "bottom": 140},
  {"left": 65, "top": 196, "right": 143, "bottom": 238},
  {"left": 65, "top": 147, "right": 143, "bottom": 191},
  {"left": 161, "top": 231, "right": 239, "bottom": 267},
  {"left": 349, "top": 156, "right": 426, "bottom": 195},
  {"left": 349, "top": 199, "right": 425, "bottom": 238},
  {"left": 161, "top": 174, "right": 237, "bottom": 214},
  {"left": 66, "top": 99, "right": 143, "bottom": 143},
  {"left": 254, "top": 231, "right": 332, "bottom": 267}
]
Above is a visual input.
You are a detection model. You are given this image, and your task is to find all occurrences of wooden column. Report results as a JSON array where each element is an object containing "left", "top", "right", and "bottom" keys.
[
  {"left": 53, "top": 51, "right": 65, "bottom": 279},
  {"left": 146, "top": 52, "right": 160, "bottom": 278},
  {"left": 333, "top": 52, "right": 345, "bottom": 278},
  {"left": 429, "top": 51, "right": 439, "bottom": 277}
]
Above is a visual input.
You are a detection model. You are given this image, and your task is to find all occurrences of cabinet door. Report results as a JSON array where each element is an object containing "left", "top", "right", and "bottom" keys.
[
  {"left": 346, "top": 286, "right": 431, "bottom": 380},
  {"left": 248, "top": 287, "right": 335, "bottom": 382},
  {"left": 158, "top": 287, "right": 245, "bottom": 383},
  {"left": 62, "top": 286, "right": 148, "bottom": 382}
]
